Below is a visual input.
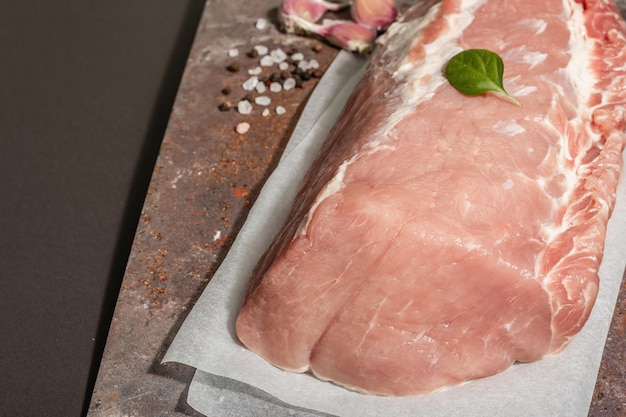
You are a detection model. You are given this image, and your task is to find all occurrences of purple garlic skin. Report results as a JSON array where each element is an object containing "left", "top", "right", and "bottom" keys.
[
  {"left": 317, "top": 19, "right": 377, "bottom": 54},
  {"left": 279, "top": 0, "right": 395, "bottom": 54},
  {"left": 280, "top": 0, "right": 350, "bottom": 27},
  {"left": 290, "top": 16, "right": 377, "bottom": 54},
  {"left": 351, "top": 0, "right": 398, "bottom": 31}
]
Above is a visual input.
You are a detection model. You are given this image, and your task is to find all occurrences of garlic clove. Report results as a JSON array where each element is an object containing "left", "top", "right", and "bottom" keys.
[
  {"left": 280, "top": 9, "right": 317, "bottom": 36},
  {"left": 280, "top": 0, "right": 351, "bottom": 26},
  {"left": 316, "top": 19, "right": 377, "bottom": 54},
  {"left": 351, "top": 0, "right": 398, "bottom": 31},
  {"left": 280, "top": 1, "right": 377, "bottom": 55}
]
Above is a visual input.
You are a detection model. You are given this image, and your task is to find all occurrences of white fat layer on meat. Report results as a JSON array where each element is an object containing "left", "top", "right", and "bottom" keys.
[
  {"left": 502, "top": 178, "right": 515, "bottom": 189},
  {"left": 563, "top": 0, "right": 597, "bottom": 104},
  {"left": 537, "top": 0, "right": 623, "bottom": 349},
  {"left": 377, "top": 2, "right": 443, "bottom": 76},
  {"left": 503, "top": 45, "right": 548, "bottom": 69},
  {"left": 388, "top": 0, "right": 487, "bottom": 120},
  {"left": 294, "top": 141, "right": 397, "bottom": 238},
  {"left": 504, "top": 75, "right": 538, "bottom": 97},
  {"left": 536, "top": 0, "right": 602, "bottom": 247},
  {"left": 516, "top": 18, "right": 548, "bottom": 35},
  {"left": 294, "top": 158, "right": 351, "bottom": 238},
  {"left": 493, "top": 120, "right": 526, "bottom": 136}
]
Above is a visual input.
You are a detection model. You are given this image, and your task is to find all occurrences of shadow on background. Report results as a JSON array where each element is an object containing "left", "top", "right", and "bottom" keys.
[{"left": 82, "top": 0, "right": 207, "bottom": 415}]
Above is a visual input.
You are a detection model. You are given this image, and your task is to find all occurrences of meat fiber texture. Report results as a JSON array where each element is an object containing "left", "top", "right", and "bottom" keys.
[{"left": 235, "top": 0, "right": 626, "bottom": 396}]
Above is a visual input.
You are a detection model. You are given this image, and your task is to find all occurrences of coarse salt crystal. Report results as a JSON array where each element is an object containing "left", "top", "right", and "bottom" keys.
[
  {"left": 260, "top": 55, "right": 274, "bottom": 67},
  {"left": 236, "top": 122, "right": 251, "bottom": 134},
  {"left": 248, "top": 66, "right": 262, "bottom": 75},
  {"left": 290, "top": 52, "right": 304, "bottom": 61},
  {"left": 283, "top": 78, "right": 296, "bottom": 90},
  {"left": 278, "top": 62, "right": 289, "bottom": 71},
  {"left": 276, "top": 106, "right": 286, "bottom": 115},
  {"left": 298, "top": 60, "right": 310, "bottom": 70},
  {"left": 237, "top": 100, "right": 253, "bottom": 115},
  {"left": 228, "top": 48, "right": 239, "bottom": 57},
  {"left": 270, "top": 82, "right": 282, "bottom": 92},
  {"left": 308, "top": 59, "right": 320, "bottom": 69},
  {"left": 262, "top": 108, "right": 270, "bottom": 117},
  {"left": 255, "top": 96, "right": 271, "bottom": 106},
  {"left": 254, "top": 45, "right": 268, "bottom": 55},
  {"left": 255, "top": 18, "right": 268, "bottom": 30},
  {"left": 256, "top": 82, "right": 267, "bottom": 94},
  {"left": 242, "top": 76, "right": 259, "bottom": 91},
  {"left": 271, "top": 48, "right": 287, "bottom": 64}
]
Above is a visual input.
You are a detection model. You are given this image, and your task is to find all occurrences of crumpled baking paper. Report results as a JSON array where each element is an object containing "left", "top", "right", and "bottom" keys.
[{"left": 163, "top": 49, "right": 626, "bottom": 417}]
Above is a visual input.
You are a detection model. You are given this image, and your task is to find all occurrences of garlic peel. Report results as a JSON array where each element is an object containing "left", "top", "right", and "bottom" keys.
[
  {"left": 279, "top": 0, "right": 394, "bottom": 54},
  {"left": 315, "top": 19, "right": 377, "bottom": 54},
  {"left": 280, "top": 0, "right": 351, "bottom": 25},
  {"left": 351, "top": 0, "right": 398, "bottom": 30}
]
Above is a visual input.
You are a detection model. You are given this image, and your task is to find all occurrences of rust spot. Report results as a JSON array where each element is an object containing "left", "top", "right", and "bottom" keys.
[
  {"left": 233, "top": 187, "right": 249, "bottom": 198},
  {"left": 145, "top": 286, "right": 168, "bottom": 300}
]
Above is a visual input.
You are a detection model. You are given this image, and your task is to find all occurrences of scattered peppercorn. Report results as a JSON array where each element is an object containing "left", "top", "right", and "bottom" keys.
[
  {"left": 220, "top": 38, "right": 329, "bottom": 131},
  {"left": 269, "top": 72, "right": 281, "bottom": 82}
]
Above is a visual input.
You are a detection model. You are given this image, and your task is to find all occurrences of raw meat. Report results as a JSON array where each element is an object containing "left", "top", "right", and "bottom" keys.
[{"left": 235, "top": 0, "right": 626, "bottom": 396}]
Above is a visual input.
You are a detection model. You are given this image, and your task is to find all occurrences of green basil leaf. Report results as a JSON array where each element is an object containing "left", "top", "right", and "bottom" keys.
[{"left": 444, "top": 49, "right": 522, "bottom": 107}]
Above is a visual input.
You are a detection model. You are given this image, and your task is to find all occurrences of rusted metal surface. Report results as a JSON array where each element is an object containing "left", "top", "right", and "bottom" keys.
[
  {"left": 589, "top": 273, "right": 626, "bottom": 417},
  {"left": 87, "top": 1, "right": 624, "bottom": 416}
]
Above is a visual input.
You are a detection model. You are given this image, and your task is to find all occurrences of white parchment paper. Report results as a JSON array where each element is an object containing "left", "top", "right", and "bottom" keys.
[{"left": 163, "top": 50, "right": 626, "bottom": 417}]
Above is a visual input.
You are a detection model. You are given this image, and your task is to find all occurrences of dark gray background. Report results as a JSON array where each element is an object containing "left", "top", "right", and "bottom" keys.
[{"left": 0, "top": 1, "right": 205, "bottom": 415}]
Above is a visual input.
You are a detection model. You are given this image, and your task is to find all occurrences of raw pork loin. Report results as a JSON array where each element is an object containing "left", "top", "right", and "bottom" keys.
[{"left": 236, "top": 0, "right": 626, "bottom": 395}]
